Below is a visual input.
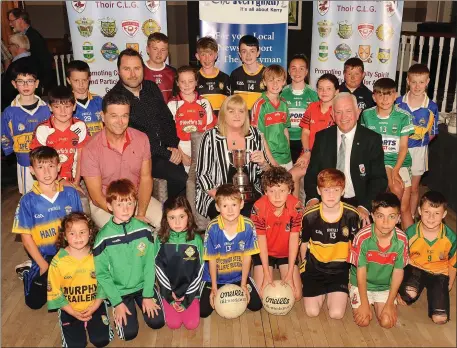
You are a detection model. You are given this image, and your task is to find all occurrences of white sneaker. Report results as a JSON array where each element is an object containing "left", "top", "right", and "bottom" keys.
[{"left": 15, "top": 260, "right": 32, "bottom": 280}]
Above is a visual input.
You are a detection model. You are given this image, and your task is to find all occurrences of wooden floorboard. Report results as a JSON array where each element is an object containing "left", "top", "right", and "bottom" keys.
[{"left": 2, "top": 187, "right": 456, "bottom": 347}]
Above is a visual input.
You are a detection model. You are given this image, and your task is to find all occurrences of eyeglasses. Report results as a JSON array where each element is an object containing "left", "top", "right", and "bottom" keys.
[
  {"left": 9, "top": 17, "right": 18, "bottom": 24},
  {"left": 15, "top": 79, "right": 36, "bottom": 86}
]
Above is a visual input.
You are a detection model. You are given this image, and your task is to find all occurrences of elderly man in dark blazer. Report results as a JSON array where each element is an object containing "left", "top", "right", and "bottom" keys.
[{"left": 304, "top": 92, "right": 387, "bottom": 225}]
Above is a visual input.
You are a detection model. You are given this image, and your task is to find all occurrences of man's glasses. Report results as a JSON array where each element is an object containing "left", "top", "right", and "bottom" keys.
[{"left": 15, "top": 80, "right": 36, "bottom": 86}]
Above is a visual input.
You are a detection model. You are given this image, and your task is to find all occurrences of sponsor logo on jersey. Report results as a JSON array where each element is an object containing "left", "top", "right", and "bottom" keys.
[
  {"left": 318, "top": 42, "right": 329, "bottom": 62},
  {"left": 82, "top": 41, "right": 95, "bottom": 63},
  {"left": 315, "top": 229, "right": 323, "bottom": 235},
  {"left": 317, "top": 20, "right": 332, "bottom": 38},
  {"left": 99, "top": 18, "right": 117, "bottom": 38},
  {"left": 317, "top": 1, "right": 330, "bottom": 16},
  {"left": 334, "top": 43, "right": 351, "bottom": 62},
  {"left": 337, "top": 21, "right": 352, "bottom": 39},
  {"left": 376, "top": 24, "right": 394, "bottom": 41},
  {"left": 146, "top": 1, "right": 160, "bottom": 13},
  {"left": 48, "top": 206, "right": 61, "bottom": 212},
  {"left": 72, "top": 1, "right": 86, "bottom": 13},
  {"left": 34, "top": 213, "right": 44, "bottom": 219},
  {"left": 236, "top": 81, "right": 244, "bottom": 86},
  {"left": 126, "top": 43, "right": 139, "bottom": 52},
  {"left": 358, "top": 23, "right": 374, "bottom": 39},
  {"left": 100, "top": 42, "right": 120, "bottom": 62},
  {"left": 122, "top": 20, "right": 140, "bottom": 38},
  {"left": 439, "top": 252, "right": 446, "bottom": 260},
  {"left": 142, "top": 19, "right": 161, "bottom": 37},
  {"left": 357, "top": 45, "right": 372, "bottom": 63},
  {"left": 384, "top": 1, "right": 397, "bottom": 17},
  {"left": 377, "top": 48, "right": 391, "bottom": 63},
  {"left": 137, "top": 242, "right": 146, "bottom": 256},
  {"left": 342, "top": 226, "right": 349, "bottom": 237},
  {"left": 75, "top": 17, "right": 94, "bottom": 37},
  {"left": 64, "top": 274, "right": 72, "bottom": 279},
  {"left": 382, "top": 138, "right": 399, "bottom": 152}
]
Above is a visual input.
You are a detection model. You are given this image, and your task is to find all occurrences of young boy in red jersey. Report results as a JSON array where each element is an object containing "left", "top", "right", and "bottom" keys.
[
  {"left": 30, "top": 86, "right": 90, "bottom": 186},
  {"left": 251, "top": 166, "right": 303, "bottom": 301},
  {"left": 144, "top": 32, "right": 176, "bottom": 103},
  {"left": 167, "top": 66, "right": 214, "bottom": 172}
]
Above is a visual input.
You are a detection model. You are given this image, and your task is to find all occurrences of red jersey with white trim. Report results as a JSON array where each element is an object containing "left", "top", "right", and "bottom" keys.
[
  {"left": 30, "top": 117, "right": 90, "bottom": 181},
  {"left": 144, "top": 62, "right": 176, "bottom": 103},
  {"left": 251, "top": 194, "right": 304, "bottom": 258}
]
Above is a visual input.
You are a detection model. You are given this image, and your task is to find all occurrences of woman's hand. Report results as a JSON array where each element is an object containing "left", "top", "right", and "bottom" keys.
[{"left": 250, "top": 150, "right": 266, "bottom": 166}]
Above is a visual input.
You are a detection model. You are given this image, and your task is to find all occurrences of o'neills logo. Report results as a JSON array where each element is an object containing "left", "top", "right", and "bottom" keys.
[
  {"left": 220, "top": 289, "right": 244, "bottom": 298},
  {"left": 265, "top": 296, "right": 290, "bottom": 305}
]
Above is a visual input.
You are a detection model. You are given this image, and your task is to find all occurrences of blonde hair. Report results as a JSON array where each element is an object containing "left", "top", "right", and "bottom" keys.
[
  {"left": 9, "top": 33, "right": 30, "bottom": 51},
  {"left": 217, "top": 95, "right": 250, "bottom": 137}
]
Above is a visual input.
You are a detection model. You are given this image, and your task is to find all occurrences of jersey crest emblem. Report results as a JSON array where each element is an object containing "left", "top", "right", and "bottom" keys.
[
  {"left": 351, "top": 293, "right": 359, "bottom": 305},
  {"left": 47, "top": 281, "right": 52, "bottom": 292},
  {"left": 122, "top": 20, "right": 140, "bottom": 38},
  {"left": 238, "top": 240, "right": 245, "bottom": 251},
  {"left": 65, "top": 206, "right": 73, "bottom": 215},
  {"left": 184, "top": 246, "right": 196, "bottom": 259},
  {"left": 137, "top": 242, "right": 146, "bottom": 256},
  {"left": 18, "top": 123, "right": 25, "bottom": 131},
  {"left": 439, "top": 252, "right": 445, "bottom": 260},
  {"left": 359, "top": 164, "right": 366, "bottom": 175},
  {"left": 342, "top": 226, "right": 349, "bottom": 237},
  {"left": 260, "top": 81, "right": 265, "bottom": 90},
  {"left": 219, "top": 82, "right": 224, "bottom": 90},
  {"left": 101, "top": 315, "right": 109, "bottom": 325},
  {"left": 392, "top": 124, "right": 398, "bottom": 133},
  {"left": 90, "top": 271, "right": 96, "bottom": 279}
]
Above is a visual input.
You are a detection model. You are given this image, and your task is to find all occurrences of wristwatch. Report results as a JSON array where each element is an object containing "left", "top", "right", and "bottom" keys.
[{"left": 303, "top": 148, "right": 311, "bottom": 154}]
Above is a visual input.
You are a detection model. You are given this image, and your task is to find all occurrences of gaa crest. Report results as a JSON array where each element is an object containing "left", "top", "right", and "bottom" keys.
[
  {"left": 317, "top": 20, "right": 333, "bottom": 38},
  {"left": 72, "top": 1, "right": 86, "bottom": 13},
  {"left": 357, "top": 45, "right": 372, "bottom": 63},
  {"left": 146, "top": 1, "right": 160, "bottom": 13},
  {"left": 82, "top": 41, "right": 95, "bottom": 63},
  {"left": 126, "top": 43, "right": 139, "bottom": 52},
  {"left": 376, "top": 24, "right": 394, "bottom": 41},
  {"left": 75, "top": 17, "right": 94, "bottom": 37},
  {"left": 384, "top": 1, "right": 397, "bottom": 17},
  {"left": 142, "top": 19, "right": 161, "bottom": 37},
  {"left": 334, "top": 43, "right": 351, "bottom": 62},
  {"left": 318, "top": 42, "right": 328, "bottom": 62},
  {"left": 377, "top": 48, "right": 391, "bottom": 63},
  {"left": 219, "top": 82, "right": 224, "bottom": 90},
  {"left": 122, "top": 20, "right": 140, "bottom": 38},
  {"left": 357, "top": 23, "right": 374, "bottom": 39},
  {"left": 65, "top": 205, "right": 72, "bottom": 215},
  {"left": 99, "top": 18, "right": 117, "bottom": 38},
  {"left": 317, "top": 1, "right": 330, "bottom": 16},
  {"left": 342, "top": 226, "right": 349, "bottom": 237},
  {"left": 337, "top": 21, "right": 353, "bottom": 39},
  {"left": 185, "top": 246, "right": 196, "bottom": 258}
]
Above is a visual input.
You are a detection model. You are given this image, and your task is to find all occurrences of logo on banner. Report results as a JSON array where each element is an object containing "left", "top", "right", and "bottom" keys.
[
  {"left": 334, "top": 43, "right": 352, "bottom": 62},
  {"left": 122, "top": 20, "right": 140, "bottom": 38},
  {"left": 99, "top": 18, "right": 117, "bottom": 38},
  {"left": 126, "top": 43, "right": 139, "bottom": 52},
  {"left": 337, "top": 21, "right": 353, "bottom": 39},
  {"left": 318, "top": 42, "right": 329, "bottom": 61},
  {"left": 75, "top": 18, "right": 94, "bottom": 37},
  {"left": 376, "top": 24, "right": 394, "bottom": 41},
  {"left": 72, "top": 1, "right": 86, "bottom": 13},
  {"left": 317, "top": 1, "right": 330, "bottom": 16},
  {"left": 317, "top": 20, "right": 333, "bottom": 38},
  {"left": 142, "top": 19, "right": 161, "bottom": 37},
  {"left": 357, "top": 45, "right": 372, "bottom": 63},
  {"left": 377, "top": 48, "right": 391, "bottom": 63},
  {"left": 145, "top": 1, "right": 160, "bottom": 13},
  {"left": 384, "top": 1, "right": 397, "bottom": 17},
  {"left": 357, "top": 23, "right": 374, "bottom": 39},
  {"left": 82, "top": 41, "right": 95, "bottom": 63},
  {"left": 100, "top": 42, "right": 120, "bottom": 62}
]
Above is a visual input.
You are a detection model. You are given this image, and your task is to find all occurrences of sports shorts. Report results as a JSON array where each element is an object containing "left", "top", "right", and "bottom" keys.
[
  {"left": 301, "top": 269, "right": 349, "bottom": 297},
  {"left": 252, "top": 254, "right": 298, "bottom": 269},
  {"left": 408, "top": 146, "right": 428, "bottom": 176}
]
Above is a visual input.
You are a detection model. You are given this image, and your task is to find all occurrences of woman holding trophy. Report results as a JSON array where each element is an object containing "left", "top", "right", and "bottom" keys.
[{"left": 196, "top": 95, "right": 270, "bottom": 219}]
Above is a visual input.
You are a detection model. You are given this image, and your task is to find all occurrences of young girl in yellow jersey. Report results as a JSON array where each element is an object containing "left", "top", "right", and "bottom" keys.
[{"left": 48, "top": 213, "right": 113, "bottom": 348}]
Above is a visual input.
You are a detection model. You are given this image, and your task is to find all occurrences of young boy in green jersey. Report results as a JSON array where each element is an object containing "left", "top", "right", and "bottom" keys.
[
  {"left": 398, "top": 191, "right": 456, "bottom": 324},
  {"left": 361, "top": 78, "right": 415, "bottom": 229},
  {"left": 195, "top": 36, "right": 230, "bottom": 116},
  {"left": 251, "top": 65, "right": 291, "bottom": 169},
  {"left": 93, "top": 179, "right": 164, "bottom": 341},
  {"left": 230, "top": 35, "right": 265, "bottom": 111},
  {"left": 280, "top": 54, "right": 318, "bottom": 163},
  {"left": 349, "top": 192, "right": 408, "bottom": 329}
]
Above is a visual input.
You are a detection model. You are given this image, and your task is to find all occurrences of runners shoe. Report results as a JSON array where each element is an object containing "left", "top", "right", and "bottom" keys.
[{"left": 15, "top": 260, "right": 32, "bottom": 280}]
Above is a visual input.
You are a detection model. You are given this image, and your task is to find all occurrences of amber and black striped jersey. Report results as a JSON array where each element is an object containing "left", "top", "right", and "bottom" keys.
[
  {"left": 230, "top": 64, "right": 265, "bottom": 111},
  {"left": 197, "top": 68, "right": 230, "bottom": 115},
  {"left": 301, "top": 202, "right": 360, "bottom": 275}
]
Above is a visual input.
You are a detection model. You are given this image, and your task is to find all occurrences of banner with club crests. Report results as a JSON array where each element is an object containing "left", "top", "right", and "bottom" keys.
[
  {"left": 310, "top": 1, "right": 403, "bottom": 91},
  {"left": 66, "top": 1, "right": 167, "bottom": 95}
]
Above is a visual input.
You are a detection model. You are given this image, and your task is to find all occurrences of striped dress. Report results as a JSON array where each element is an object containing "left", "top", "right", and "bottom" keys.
[{"left": 196, "top": 126, "right": 268, "bottom": 217}]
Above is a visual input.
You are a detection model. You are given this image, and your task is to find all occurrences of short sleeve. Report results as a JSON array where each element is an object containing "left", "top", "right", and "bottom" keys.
[
  {"left": 47, "top": 257, "right": 69, "bottom": 310},
  {"left": 203, "top": 227, "right": 219, "bottom": 260},
  {"left": 349, "top": 234, "right": 367, "bottom": 267},
  {"left": 301, "top": 215, "right": 311, "bottom": 243},
  {"left": 1, "top": 110, "right": 14, "bottom": 155},
  {"left": 290, "top": 201, "right": 304, "bottom": 233},
  {"left": 394, "top": 241, "right": 408, "bottom": 269},
  {"left": 243, "top": 223, "right": 260, "bottom": 255},
  {"left": 284, "top": 104, "right": 291, "bottom": 128},
  {"left": 250, "top": 202, "right": 266, "bottom": 236},
  {"left": 300, "top": 107, "right": 312, "bottom": 129},
  {"left": 400, "top": 113, "right": 414, "bottom": 136},
  {"left": 12, "top": 198, "right": 32, "bottom": 235}
]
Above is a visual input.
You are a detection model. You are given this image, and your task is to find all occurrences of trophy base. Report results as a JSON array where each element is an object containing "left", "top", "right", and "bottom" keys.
[{"left": 237, "top": 186, "right": 255, "bottom": 202}]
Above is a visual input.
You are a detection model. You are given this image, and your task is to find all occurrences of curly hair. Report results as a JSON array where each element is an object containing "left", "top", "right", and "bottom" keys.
[
  {"left": 158, "top": 196, "right": 197, "bottom": 244},
  {"left": 261, "top": 166, "right": 294, "bottom": 193},
  {"left": 57, "top": 212, "right": 98, "bottom": 250}
]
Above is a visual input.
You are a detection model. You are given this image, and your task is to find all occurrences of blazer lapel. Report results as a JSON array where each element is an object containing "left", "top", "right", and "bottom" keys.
[
  {"left": 350, "top": 126, "right": 363, "bottom": 180},
  {"left": 328, "top": 126, "right": 338, "bottom": 167}
]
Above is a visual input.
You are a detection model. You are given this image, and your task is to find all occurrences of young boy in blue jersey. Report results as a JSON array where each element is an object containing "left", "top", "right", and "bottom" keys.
[
  {"left": 12, "top": 146, "right": 83, "bottom": 309},
  {"left": 66, "top": 60, "right": 103, "bottom": 136},
  {"left": 199, "top": 184, "right": 262, "bottom": 318},
  {"left": 395, "top": 64, "right": 439, "bottom": 220},
  {"left": 1, "top": 64, "right": 50, "bottom": 194}
]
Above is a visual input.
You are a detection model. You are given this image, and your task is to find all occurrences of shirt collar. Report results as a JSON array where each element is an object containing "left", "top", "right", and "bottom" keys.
[
  {"left": 217, "top": 215, "right": 245, "bottom": 233},
  {"left": 31, "top": 180, "right": 64, "bottom": 195},
  {"left": 337, "top": 124, "right": 357, "bottom": 141},
  {"left": 102, "top": 128, "right": 131, "bottom": 151},
  {"left": 145, "top": 61, "right": 165, "bottom": 71},
  {"left": 404, "top": 92, "right": 429, "bottom": 109},
  {"left": 12, "top": 51, "right": 31, "bottom": 62}
]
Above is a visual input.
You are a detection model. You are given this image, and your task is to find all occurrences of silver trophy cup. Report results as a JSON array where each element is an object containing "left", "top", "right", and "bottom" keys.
[{"left": 229, "top": 149, "right": 254, "bottom": 202}]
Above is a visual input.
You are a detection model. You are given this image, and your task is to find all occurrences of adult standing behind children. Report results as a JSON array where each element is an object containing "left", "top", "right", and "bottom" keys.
[
  {"left": 304, "top": 93, "right": 387, "bottom": 225},
  {"left": 81, "top": 91, "right": 162, "bottom": 229},
  {"left": 111, "top": 48, "right": 187, "bottom": 198}
]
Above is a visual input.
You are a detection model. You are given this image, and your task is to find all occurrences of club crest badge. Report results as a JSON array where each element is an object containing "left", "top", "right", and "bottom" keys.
[
  {"left": 357, "top": 23, "right": 374, "bottom": 39},
  {"left": 357, "top": 45, "right": 372, "bottom": 63},
  {"left": 317, "top": 1, "right": 330, "bottom": 16},
  {"left": 101, "top": 42, "right": 120, "bottom": 62},
  {"left": 392, "top": 124, "right": 398, "bottom": 133},
  {"left": 82, "top": 41, "right": 95, "bottom": 63},
  {"left": 142, "top": 19, "right": 161, "bottom": 37},
  {"left": 90, "top": 271, "right": 96, "bottom": 279},
  {"left": 376, "top": 24, "right": 394, "bottom": 41},
  {"left": 384, "top": 1, "right": 397, "bottom": 17},
  {"left": 72, "top": 1, "right": 86, "bottom": 13},
  {"left": 99, "top": 18, "right": 117, "bottom": 38},
  {"left": 334, "top": 43, "right": 351, "bottom": 62},
  {"left": 65, "top": 206, "right": 72, "bottom": 215},
  {"left": 146, "top": 1, "right": 160, "bottom": 13},
  {"left": 318, "top": 42, "right": 329, "bottom": 62},
  {"left": 101, "top": 315, "right": 109, "bottom": 325},
  {"left": 47, "top": 281, "right": 52, "bottom": 292},
  {"left": 18, "top": 123, "right": 25, "bottom": 131},
  {"left": 337, "top": 21, "right": 353, "bottom": 39},
  {"left": 75, "top": 17, "right": 94, "bottom": 37},
  {"left": 122, "top": 20, "right": 140, "bottom": 38},
  {"left": 377, "top": 48, "right": 391, "bottom": 63},
  {"left": 126, "top": 43, "right": 139, "bottom": 52},
  {"left": 219, "top": 82, "right": 224, "bottom": 90},
  {"left": 342, "top": 226, "right": 349, "bottom": 237},
  {"left": 238, "top": 240, "right": 246, "bottom": 251},
  {"left": 137, "top": 241, "right": 146, "bottom": 256},
  {"left": 359, "top": 164, "right": 366, "bottom": 174},
  {"left": 317, "top": 20, "right": 333, "bottom": 38},
  {"left": 185, "top": 246, "right": 196, "bottom": 258},
  {"left": 260, "top": 81, "right": 265, "bottom": 90}
]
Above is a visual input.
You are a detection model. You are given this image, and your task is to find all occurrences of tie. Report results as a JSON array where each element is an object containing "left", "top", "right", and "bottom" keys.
[{"left": 337, "top": 134, "right": 346, "bottom": 173}]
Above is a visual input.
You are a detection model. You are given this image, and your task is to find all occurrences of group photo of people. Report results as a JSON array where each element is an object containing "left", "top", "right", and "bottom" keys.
[{"left": 1, "top": 4, "right": 456, "bottom": 348}]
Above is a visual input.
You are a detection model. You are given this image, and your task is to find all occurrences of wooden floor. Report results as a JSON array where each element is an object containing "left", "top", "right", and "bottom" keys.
[{"left": 2, "top": 186, "right": 456, "bottom": 347}]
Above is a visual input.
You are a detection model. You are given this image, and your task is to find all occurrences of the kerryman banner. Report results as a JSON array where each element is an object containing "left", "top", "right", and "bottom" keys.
[
  {"left": 66, "top": 1, "right": 167, "bottom": 95},
  {"left": 199, "top": 1, "right": 289, "bottom": 74},
  {"left": 310, "top": 1, "right": 403, "bottom": 89}
]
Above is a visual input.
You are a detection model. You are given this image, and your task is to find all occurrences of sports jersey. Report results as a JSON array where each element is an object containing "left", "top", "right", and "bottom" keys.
[
  {"left": 144, "top": 62, "right": 176, "bottom": 103},
  {"left": 349, "top": 224, "right": 408, "bottom": 291},
  {"left": 251, "top": 195, "right": 304, "bottom": 258},
  {"left": 202, "top": 215, "right": 259, "bottom": 284},
  {"left": 30, "top": 116, "right": 90, "bottom": 181},
  {"left": 251, "top": 93, "right": 291, "bottom": 164},
  {"left": 395, "top": 93, "right": 439, "bottom": 148},
  {"left": 280, "top": 85, "right": 318, "bottom": 141},
  {"left": 339, "top": 82, "right": 375, "bottom": 112},
  {"left": 299, "top": 101, "right": 334, "bottom": 150},
  {"left": 74, "top": 92, "right": 103, "bottom": 136},
  {"left": 1, "top": 95, "right": 50, "bottom": 166},
  {"left": 197, "top": 68, "right": 231, "bottom": 114},
  {"left": 154, "top": 231, "right": 203, "bottom": 309},
  {"left": 406, "top": 222, "right": 456, "bottom": 276},
  {"left": 230, "top": 64, "right": 265, "bottom": 110},
  {"left": 301, "top": 202, "right": 360, "bottom": 274},
  {"left": 48, "top": 249, "right": 105, "bottom": 312},
  {"left": 361, "top": 105, "right": 414, "bottom": 167}
]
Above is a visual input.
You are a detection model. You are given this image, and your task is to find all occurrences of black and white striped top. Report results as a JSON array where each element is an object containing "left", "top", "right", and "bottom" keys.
[{"left": 196, "top": 126, "right": 268, "bottom": 217}]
